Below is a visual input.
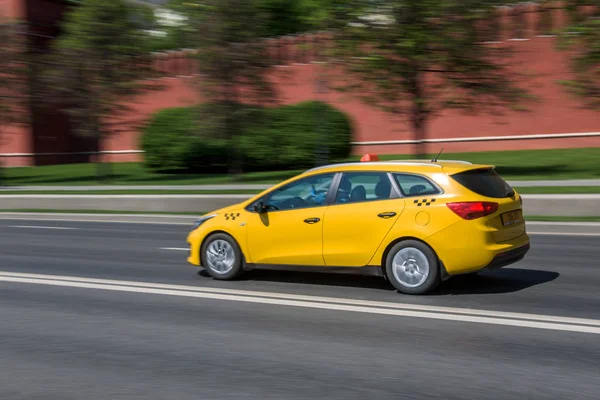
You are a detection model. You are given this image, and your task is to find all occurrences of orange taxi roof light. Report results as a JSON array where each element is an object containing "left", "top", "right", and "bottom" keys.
[{"left": 360, "top": 153, "right": 380, "bottom": 162}]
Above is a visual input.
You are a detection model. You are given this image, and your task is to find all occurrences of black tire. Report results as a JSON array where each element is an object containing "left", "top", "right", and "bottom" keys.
[
  {"left": 384, "top": 240, "right": 441, "bottom": 295},
  {"left": 200, "top": 233, "right": 244, "bottom": 280}
]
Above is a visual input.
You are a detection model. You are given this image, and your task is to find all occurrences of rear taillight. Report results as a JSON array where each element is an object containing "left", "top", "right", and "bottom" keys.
[{"left": 447, "top": 202, "right": 499, "bottom": 220}]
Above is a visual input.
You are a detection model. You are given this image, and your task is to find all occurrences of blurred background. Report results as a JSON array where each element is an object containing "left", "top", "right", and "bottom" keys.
[
  {"left": 0, "top": 0, "right": 598, "bottom": 193},
  {"left": 1, "top": 3, "right": 600, "bottom": 399}
]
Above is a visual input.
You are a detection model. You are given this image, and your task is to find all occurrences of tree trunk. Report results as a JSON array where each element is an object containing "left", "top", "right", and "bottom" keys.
[
  {"left": 0, "top": 154, "right": 4, "bottom": 187},
  {"left": 225, "top": 68, "right": 243, "bottom": 178},
  {"left": 314, "top": 71, "right": 328, "bottom": 167},
  {"left": 94, "top": 124, "right": 111, "bottom": 182},
  {"left": 95, "top": 134, "right": 104, "bottom": 182},
  {"left": 97, "top": 159, "right": 112, "bottom": 183},
  {"left": 226, "top": 101, "right": 243, "bottom": 178},
  {"left": 412, "top": 115, "right": 427, "bottom": 159},
  {"left": 409, "top": 70, "right": 427, "bottom": 159}
]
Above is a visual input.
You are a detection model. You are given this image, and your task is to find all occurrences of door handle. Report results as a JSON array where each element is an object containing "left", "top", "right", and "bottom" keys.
[
  {"left": 378, "top": 212, "right": 397, "bottom": 219},
  {"left": 304, "top": 217, "right": 321, "bottom": 224}
]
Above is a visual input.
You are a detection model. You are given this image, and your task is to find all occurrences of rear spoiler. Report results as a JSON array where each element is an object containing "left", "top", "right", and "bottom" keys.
[{"left": 442, "top": 164, "right": 496, "bottom": 175}]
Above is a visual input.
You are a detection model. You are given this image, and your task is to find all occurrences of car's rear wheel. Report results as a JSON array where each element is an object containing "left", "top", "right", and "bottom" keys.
[
  {"left": 385, "top": 240, "right": 440, "bottom": 295},
  {"left": 201, "top": 233, "right": 244, "bottom": 280}
]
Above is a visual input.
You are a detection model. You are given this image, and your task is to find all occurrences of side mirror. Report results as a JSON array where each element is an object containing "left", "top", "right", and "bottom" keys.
[{"left": 253, "top": 201, "right": 267, "bottom": 213}]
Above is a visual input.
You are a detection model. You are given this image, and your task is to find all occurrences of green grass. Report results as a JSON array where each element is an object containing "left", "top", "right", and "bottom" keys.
[
  {"left": 526, "top": 216, "right": 600, "bottom": 222},
  {"left": 2, "top": 147, "right": 600, "bottom": 186},
  {"left": 2, "top": 163, "right": 300, "bottom": 186}
]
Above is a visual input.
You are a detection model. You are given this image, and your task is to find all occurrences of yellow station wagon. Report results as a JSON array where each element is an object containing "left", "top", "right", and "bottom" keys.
[{"left": 186, "top": 157, "right": 530, "bottom": 294}]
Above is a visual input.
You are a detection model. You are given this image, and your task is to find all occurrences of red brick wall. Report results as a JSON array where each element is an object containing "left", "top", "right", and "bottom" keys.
[
  {"left": 0, "top": 0, "right": 24, "bottom": 19},
  {"left": 0, "top": 0, "right": 28, "bottom": 167},
  {"left": 101, "top": 27, "right": 600, "bottom": 161},
  {"left": 2, "top": 1, "right": 599, "bottom": 166}
]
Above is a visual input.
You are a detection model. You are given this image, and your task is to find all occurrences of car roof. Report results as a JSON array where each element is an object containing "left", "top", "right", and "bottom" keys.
[{"left": 303, "top": 160, "right": 494, "bottom": 176}]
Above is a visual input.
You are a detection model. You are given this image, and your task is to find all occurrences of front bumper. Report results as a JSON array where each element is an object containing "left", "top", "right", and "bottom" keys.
[{"left": 186, "top": 230, "right": 202, "bottom": 266}]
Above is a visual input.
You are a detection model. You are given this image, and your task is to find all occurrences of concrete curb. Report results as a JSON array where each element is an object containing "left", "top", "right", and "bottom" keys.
[{"left": 0, "top": 194, "right": 598, "bottom": 216}]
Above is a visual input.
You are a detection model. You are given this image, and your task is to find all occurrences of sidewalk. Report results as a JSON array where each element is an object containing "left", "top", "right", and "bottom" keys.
[{"left": 2, "top": 179, "right": 600, "bottom": 191}]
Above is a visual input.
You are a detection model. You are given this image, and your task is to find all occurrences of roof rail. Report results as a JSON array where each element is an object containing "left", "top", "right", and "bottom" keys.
[
  {"left": 390, "top": 159, "right": 474, "bottom": 165},
  {"left": 304, "top": 161, "right": 444, "bottom": 174}
]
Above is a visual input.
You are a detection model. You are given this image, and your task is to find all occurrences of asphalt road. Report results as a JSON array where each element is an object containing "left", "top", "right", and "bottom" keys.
[{"left": 1, "top": 219, "right": 600, "bottom": 400}]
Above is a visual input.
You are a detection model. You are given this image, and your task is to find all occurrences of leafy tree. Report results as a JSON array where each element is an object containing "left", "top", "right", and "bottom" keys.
[
  {"left": 159, "top": 0, "right": 335, "bottom": 43},
  {"left": 557, "top": 0, "right": 600, "bottom": 108},
  {"left": 191, "top": 0, "right": 276, "bottom": 175},
  {"left": 331, "top": 0, "right": 526, "bottom": 157},
  {"left": 261, "top": 0, "right": 335, "bottom": 36},
  {"left": 49, "top": 0, "right": 152, "bottom": 180}
]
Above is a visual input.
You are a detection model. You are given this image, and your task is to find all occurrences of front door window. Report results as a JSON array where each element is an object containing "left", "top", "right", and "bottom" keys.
[{"left": 262, "top": 173, "right": 335, "bottom": 211}]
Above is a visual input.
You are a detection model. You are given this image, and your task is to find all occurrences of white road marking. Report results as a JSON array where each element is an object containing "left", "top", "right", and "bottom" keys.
[
  {"left": 8, "top": 225, "right": 77, "bottom": 230},
  {"left": 160, "top": 247, "right": 189, "bottom": 251},
  {"left": 1, "top": 271, "right": 599, "bottom": 335},
  {"left": 1, "top": 212, "right": 198, "bottom": 219},
  {"left": 0, "top": 215, "right": 193, "bottom": 226}
]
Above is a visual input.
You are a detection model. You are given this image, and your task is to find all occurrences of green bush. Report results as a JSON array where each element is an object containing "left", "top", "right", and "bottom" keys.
[
  {"left": 240, "top": 101, "right": 352, "bottom": 171},
  {"left": 140, "top": 107, "right": 198, "bottom": 172},
  {"left": 141, "top": 101, "right": 353, "bottom": 173}
]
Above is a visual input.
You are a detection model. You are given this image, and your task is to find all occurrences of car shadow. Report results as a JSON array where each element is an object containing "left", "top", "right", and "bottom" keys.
[
  {"left": 198, "top": 267, "right": 559, "bottom": 295},
  {"left": 199, "top": 268, "right": 394, "bottom": 291},
  {"left": 431, "top": 268, "right": 560, "bottom": 296}
]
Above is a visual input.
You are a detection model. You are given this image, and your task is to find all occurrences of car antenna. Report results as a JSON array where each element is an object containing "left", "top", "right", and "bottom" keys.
[{"left": 432, "top": 147, "right": 444, "bottom": 163}]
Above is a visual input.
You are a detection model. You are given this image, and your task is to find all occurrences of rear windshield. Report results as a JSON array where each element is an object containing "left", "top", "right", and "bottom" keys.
[{"left": 451, "top": 168, "right": 514, "bottom": 198}]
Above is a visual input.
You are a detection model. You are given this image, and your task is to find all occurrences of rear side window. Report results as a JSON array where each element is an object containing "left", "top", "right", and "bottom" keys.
[
  {"left": 451, "top": 168, "right": 514, "bottom": 198},
  {"left": 335, "top": 172, "right": 394, "bottom": 204},
  {"left": 393, "top": 174, "right": 441, "bottom": 197}
]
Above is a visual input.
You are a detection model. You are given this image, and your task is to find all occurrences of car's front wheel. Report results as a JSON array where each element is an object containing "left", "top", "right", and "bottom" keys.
[
  {"left": 201, "top": 233, "right": 244, "bottom": 280},
  {"left": 385, "top": 240, "right": 440, "bottom": 295}
]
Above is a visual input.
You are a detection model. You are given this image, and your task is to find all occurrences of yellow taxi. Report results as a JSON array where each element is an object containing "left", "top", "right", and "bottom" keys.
[{"left": 186, "top": 156, "right": 530, "bottom": 295}]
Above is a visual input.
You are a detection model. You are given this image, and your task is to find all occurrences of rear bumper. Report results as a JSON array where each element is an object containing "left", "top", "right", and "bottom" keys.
[
  {"left": 483, "top": 243, "right": 530, "bottom": 270},
  {"left": 428, "top": 217, "right": 531, "bottom": 275}
]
